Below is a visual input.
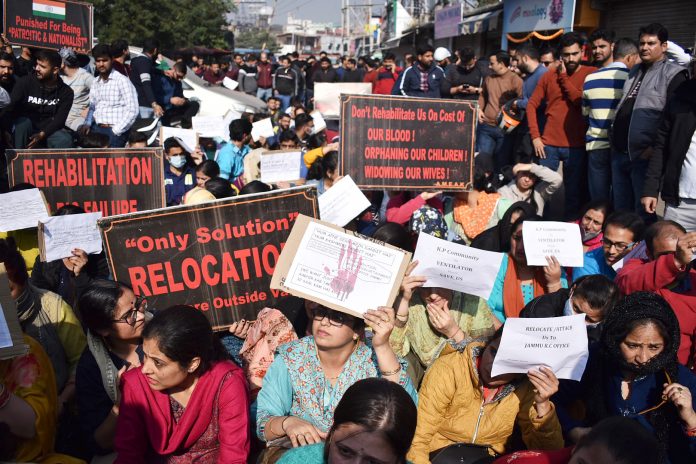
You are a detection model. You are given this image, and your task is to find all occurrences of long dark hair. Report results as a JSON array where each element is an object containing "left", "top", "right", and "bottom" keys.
[
  {"left": 581, "top": 292, "right": 680, "bottom": 461},
  {"left": 79, "top": 279, "right": 132, "bottom": 333},
  {"left": 142, "top": 305, "right": 229, "bottom": 375},
  {"left": 325, "top": 378, "right": 417, "bottom": 464}
]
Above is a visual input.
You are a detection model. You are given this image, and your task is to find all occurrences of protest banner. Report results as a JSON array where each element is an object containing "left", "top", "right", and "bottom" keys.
[
  {"left": 3, "top": 0, "right": 93, "bottom": 51},
  {"left": 522, "top": 221, "right": 584, "bottom": 268},
  {"left": 314, "top": 82, "right": 372, "bottom": 118},
  {"left": 7, "top": 148, "right": 165, "bottom": 216},
  {"left": 99, "top": 186, "right": 318, "bottom": 329},
  {"left": 192, "top": 115, "right": 230, "bottom": 141},
  {"left": 271, "top": 215, "right": 411, "bottom": 318},
  {"left": 260, "top": 150, "right": 303, "bottom": 184},
  {"left": 0, "top": 264, "right": 28, "bottom": 360},
  {"left": 412, "top": 233, "right": 504, "bottom": 300},
  {"left": 38, "top": 212, "right": 102, "bottom": 262},
  {"left": 0, "top": 188, "right": 50, "bottom": 232},
  {"left": 491, "top": 314, "right": 589, "bottom": 381},
  {"left": 340, "top": 94, "right": 476, "bottom": 191}
]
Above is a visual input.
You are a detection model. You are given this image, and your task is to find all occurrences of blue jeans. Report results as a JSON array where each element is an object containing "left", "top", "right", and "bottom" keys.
[
  {"left": 13, "top": 117, "right": 73, "bottom": 148},
  {"left": 477, "top": 124, "right": 512, "bottom": 173},
  {"left": 587, "top": 148, "right": 612, "bottom": 202},
  {"left": 91, "top": 124, "right": 128, "bottom": 148},
  {"left": 277, "top": 94, "right": 292, "bottom": 112},
  {"left": 611, "top": 150, "right": 654, "bottom": 220},
  {"left": 256, "top": 87, "right": 272, "bottom": 101},
  {"left": 538, "top": 145, "right": 587, "bottom": 219}
]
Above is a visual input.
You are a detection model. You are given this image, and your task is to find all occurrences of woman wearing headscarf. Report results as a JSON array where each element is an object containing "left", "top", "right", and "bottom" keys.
[
  {"left": 470, "top": 201, "right": 538, "bottom": 252},
  {"left": 558, "top": 292, "right": 696, "bottom": 463}
]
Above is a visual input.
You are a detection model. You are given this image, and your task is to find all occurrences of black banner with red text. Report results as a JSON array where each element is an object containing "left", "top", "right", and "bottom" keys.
[
  {"left": 98, "top": 186, "right": 319, "bottom": 329},
  {"left": 339, "top": 94, "right": 476, "bottom": 191},
  {"left": 3, "top": 0, "right": 93, "bottom": 51},
  {"left": 7, "top": 148, "right": 166, "bottom": 216}
]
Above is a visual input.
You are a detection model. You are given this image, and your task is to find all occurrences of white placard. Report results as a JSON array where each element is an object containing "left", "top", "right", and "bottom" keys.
[
  {"left": 223, "top": 76, "right": 239, "bottom": 90},
  {"left": 192, "top": 116, "right": 230, "bottom": 141},
  {"left": 318, "top": 176, "right": 371, "bottom": 227},
  {"left": 523, "top": 221, "right": 584, "bottom": 268},
  {"left": 491, "top": 314, "right": 589, "bottom": 381},
  {"left": 314, "top": 82, "right": 372, "bottom": 118},
  {"left": 260, "top": 151, "right": 302, "bottom": 184},
  {"left": 282, "top": 220, "right": 407, "bottom": 316},
  {"left": 311, "top": 110, "right": 327, "bottom": 134},
  {"left": 160, "top": 126, "right": 198, "bottom": 153},
  {"left": 39, "top": 213, "right": 103, "bottom": 262},
  {"left": 251, "top": 118, "right": 275, "bottom": 142},
  {"left": 412, "top": 233, "right": 505, "bottom": 299},
  {"left": 0, "top": 189, "right": 50, "bottom": 232}
]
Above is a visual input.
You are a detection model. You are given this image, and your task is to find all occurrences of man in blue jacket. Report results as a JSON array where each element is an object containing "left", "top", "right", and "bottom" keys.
[{"left": 392, "top": 45, "right": 444, "bottom": 98}]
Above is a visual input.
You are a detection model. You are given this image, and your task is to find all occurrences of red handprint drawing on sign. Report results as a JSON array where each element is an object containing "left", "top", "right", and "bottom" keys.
[{"left": 323, "top": 240, "right": 363, "bottom": 301}]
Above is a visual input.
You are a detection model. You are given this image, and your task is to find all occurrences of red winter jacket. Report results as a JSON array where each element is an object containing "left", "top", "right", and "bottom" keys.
[
  {"left": 386, "top": 193, "right": 444, "bottom": 225},
  {"left": 615, "top": 254, "right": 696, "bottom": 369}
]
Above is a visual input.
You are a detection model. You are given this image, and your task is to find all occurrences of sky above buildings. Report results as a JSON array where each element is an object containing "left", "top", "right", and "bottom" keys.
[{"left": 268, "top": 0, "right": 342, "bottom": 25}]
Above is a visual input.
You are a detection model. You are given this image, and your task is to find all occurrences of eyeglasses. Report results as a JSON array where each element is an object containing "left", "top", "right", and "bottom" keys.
[
  {"left": 312, "top": 307, "right": 349, "bottom": 327},
  {"left": 112, "top": 296, "right": 148, "bottom": 327},
  {"left": 602, "top": 237, "right": 635, "bottom": 252}
]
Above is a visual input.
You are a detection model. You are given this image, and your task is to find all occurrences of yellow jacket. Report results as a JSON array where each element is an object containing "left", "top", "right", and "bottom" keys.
[{"left": 408, "top": 341, "right": 563, "bottom": 464}]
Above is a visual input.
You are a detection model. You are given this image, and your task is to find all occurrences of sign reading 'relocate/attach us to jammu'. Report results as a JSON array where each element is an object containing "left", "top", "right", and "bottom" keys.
[{"left": 339, "top": 94, "right": 476, "bottom": 191}]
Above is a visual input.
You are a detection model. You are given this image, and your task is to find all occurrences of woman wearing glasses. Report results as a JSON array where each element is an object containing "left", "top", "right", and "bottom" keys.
[
  {"left": 558, "top": 292, "right": 696, "bottom": 463},
  {"left": 487, "top": 216, "right": 567, "bottom": 323},
  {"left": 75, "top": 280, "right": 150, "bottom": 461},
  {"left": 256, "top": 304, "right": 417, "bottom": 461},
  {"left": 114, "top": 305, "right": 249, "bottom": 463}
]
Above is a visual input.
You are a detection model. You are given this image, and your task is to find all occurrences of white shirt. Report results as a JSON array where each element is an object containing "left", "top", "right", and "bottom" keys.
[
  {"left": 678, "top": 129, "right": 696, "bottom": 199},
  {"left": 88, "top": 69, "right": 139, "bottom": 136}
]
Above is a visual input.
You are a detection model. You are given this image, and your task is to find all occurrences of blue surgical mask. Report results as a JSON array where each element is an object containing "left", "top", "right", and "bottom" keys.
[{"left": 169, "top": 155, "right": 186, "bottom": 168}]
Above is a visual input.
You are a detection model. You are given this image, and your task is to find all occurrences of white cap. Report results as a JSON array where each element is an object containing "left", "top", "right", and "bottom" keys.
[{"left": 433, "top": 47, "right": 451, "bottom": 62}]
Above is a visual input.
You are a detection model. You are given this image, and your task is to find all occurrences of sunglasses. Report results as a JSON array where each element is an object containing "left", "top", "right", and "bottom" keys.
[{"left": 312, "top": 307, "right": 351, "bottom": 327}]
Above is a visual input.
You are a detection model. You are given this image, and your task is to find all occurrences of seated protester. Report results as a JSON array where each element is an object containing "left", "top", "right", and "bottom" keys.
[
  {"left": 7, "top": 49, "right": 73, "bottom": 149},
  {"left": 470, "top": 201, "right": 538, "bottom": 252},
  {"left": 573, "top": 211, "right": 645, "bottom": 281},
  {"left": 391, "top": 260, "right": 498, "bottom": 384},
  {"left": 115, "top": 306, "right": 250, "bottom": 463},
  {"left": 492, "top": 416, "right": 660, "bottom": 464},
  {"left": 409, "top": 327, "right": 563, "bottom": 463},
  {"left": 574, "top": 200, "right": 611, "bottom": 253},
  {"left": 195, "top": 159, "right": 220, "bottom": 188},
  {"left": 30, "top": 205, "right": 110, "bottom": 308},
  {"left": 75, "top": 280, "right": 148, "bottom": 460},
  {"left": 267, "top": 113, "right": 292, "bottom": 148},
  {"left": 497, "top": 163, "right": 562, "bottom": 217},
  {"left": 216, "top": 118, "right": 252, "bottom": 185},
  {"left": 372, "top": 222, "right": 414, "bottom": 253},
  {"left": 558, "top": 292, "right": 696, "bottom": 463},
  {"left": 205, "top": 177, "right": 237, "bottom": 199},
  {"left": 239, "top": 180, "right": 272, "bottom": 196},
  {"left": 305, "top": 151, "right": 338, "bottom": 196},
  {"left": 277, "top": 378, "right": 417, "bottom": 464},
  {"left": 615, "top": 221, "right": 696, "bottom": 369},
  {"left": 0, "top": 238, "right": 86, "bottom": 423},
  {"left": 387, "top": 191, "right": 443, "bottom": 226},
  {"left": 520, "top": 275, "right": 620, "bottom": 343},
  {"left": 182, "top": 186, "right": 216, "bottom": 205},
  {"left": 1, "top": 335, "right": 84, "bottom": 463},
  {"left": 163, "top": 137, "right": 196, "bottom": 206},
  {"left": 126, "top": 130, "right": 148, "bottom": 148},
  {"left": 488, "top": 217, "right": 567, "bottom": 322},
  {"left": 294, "top": 113, "right": 314, "bottom": 148},
  {"left": 443, "top": 167, "right": 511, "bottom": 244},
  {"left": 77, "top": 131, "right": 110, "bottom": 148},
  {"left": 59, "top": 47, "right": 94, "bottom": 132},
  {"left": 154, "top": 61, "right": 200, "bottom": 129},
  {"left": 256, "top": 305, "right": 417, "bottom": 456}
]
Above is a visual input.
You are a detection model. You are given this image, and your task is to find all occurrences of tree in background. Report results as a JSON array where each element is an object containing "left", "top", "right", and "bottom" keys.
[
  {"left": 88, "top": 0, "right": 234, "bottom": 50},
  {"left": 234, "top": 29, "right": 279, "bottom": 52}
]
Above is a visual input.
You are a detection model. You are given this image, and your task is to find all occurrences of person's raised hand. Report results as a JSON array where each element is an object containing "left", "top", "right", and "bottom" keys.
[
  {"left": 674, "top": 232, "right": 696, "bottom": 269},
  {"left": 63, "top": 248, "right": 88, "bottom": 276},
  {"left": 543, "top": 256, "right": 562, "bottom": 288},
  {"left": 528, "top": 366, "right": 559, "bottom": 416},
  {"left": 400, "top": 260, "right": 427, "bottom": 301},
  {"left": 512, "top": 163, "right": 532, "bottom": 176},
  {"left": 282, "top": 416, "right": 327, "bottom": 448},
  {"left": 663, "top": 382, "right": 696, "bottom": 429},
  {"left": 364, "top": 306, "right": 395, "bottom": 348},
  {"left": 420, "top": 191, "right": 442, "bottom": 201},
  {"left": 426, "top": 300, "right": 459, "bottom": 339}
]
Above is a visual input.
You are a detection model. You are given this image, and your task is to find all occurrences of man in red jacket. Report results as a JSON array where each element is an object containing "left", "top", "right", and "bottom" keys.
[
  {"left": 256, "top": 52, "right": 273, "bottom": 101},
  {"left": 615, "top": 220, "right": 696, "bottom": 369},
  {"left": 367, "top": 52, "right": 401, "bottom": 95}
]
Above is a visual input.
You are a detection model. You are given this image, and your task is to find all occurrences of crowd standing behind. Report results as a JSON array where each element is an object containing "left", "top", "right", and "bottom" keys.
[{"left": 0, "top": 20, "right": 695, "bottom": 464}]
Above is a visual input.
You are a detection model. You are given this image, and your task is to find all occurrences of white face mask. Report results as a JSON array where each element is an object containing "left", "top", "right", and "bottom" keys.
[
  {"left": 564, "top": 295, "right": 602, "bottom": 328},
  {"left": 169, "top": 155, "right": 186, "bottom": 168}
]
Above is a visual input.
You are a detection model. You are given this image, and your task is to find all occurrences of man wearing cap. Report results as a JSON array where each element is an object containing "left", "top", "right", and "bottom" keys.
[
  {"left": 434, "top": 47, "right": 452, "bottom": 69},
  {"left": 60, "top": 47, "right": 94, "bottom": 132}
]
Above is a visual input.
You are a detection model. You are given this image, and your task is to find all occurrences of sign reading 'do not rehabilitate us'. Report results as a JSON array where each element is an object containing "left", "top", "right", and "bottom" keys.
[
  {"left": 7, "top": 148, "right": 166, "bottom": 217},
  {"left": 340, "top": 94, "right": 476, "bottom": 191},
  {"left": 99, "top": 186, "right": 318, "bottom": 329}
]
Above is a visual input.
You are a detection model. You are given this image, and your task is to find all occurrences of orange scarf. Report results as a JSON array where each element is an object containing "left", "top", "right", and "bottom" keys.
[
  {"left": 453, "top": 192, "right": 500, "bottom": 240},
  {"left": 502, "top": 255, "right": 547, "bottom": 318}
]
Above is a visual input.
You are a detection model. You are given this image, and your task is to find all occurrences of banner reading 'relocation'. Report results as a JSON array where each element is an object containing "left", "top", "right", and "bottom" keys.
[
  {"left": 98, "top": 187, "right": 319, "bottom": 329},
  {"left": 340, "top": 94, "right": 476, "bottom": 191},
  {"left": 7, "top": 148, "right": 166, "bottom": 216},
  {"left": 3, "top": 0, "right": 93, "bottom": 51}
]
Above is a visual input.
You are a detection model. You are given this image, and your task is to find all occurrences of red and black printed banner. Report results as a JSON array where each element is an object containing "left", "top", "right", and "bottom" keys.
[
  {"left": 3, "top": 0, "right": 93, "bottom": 51},
  {"left": 340, "top": 94, "right": 476, "bottom": 191},
  {"left": 98, "top": 186, "right": 319, "bottom": 329},
  {"left": 7, "top": 148, "right": 166, "bottom": 215}
]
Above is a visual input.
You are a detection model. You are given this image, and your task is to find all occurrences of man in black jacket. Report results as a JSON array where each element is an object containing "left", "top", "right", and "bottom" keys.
[
  {"left": 441, "top": 47, "right": 486, "bottom": 100},
  {"left": 641, "top": 79, "right": 696, "bottom": 231},
  {"left": 130, "top": 38, "right": 163, "bottom": 119},
  {"left": 8, "top": 49, "right": 73, "bottom": 149},
  {"left": 273, "top": 55, "right": 300, "bottom": 111},
  {"left": 312, "top": 57, "right": 338, "bottom": 84},
  {"left": 520, "top": 275, "right": 620, "bottom": 343}
]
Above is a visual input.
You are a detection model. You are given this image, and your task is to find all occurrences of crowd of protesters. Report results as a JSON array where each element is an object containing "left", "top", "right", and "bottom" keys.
[{"left": 0, "top": 18, "right": 695, "bottom": 464}]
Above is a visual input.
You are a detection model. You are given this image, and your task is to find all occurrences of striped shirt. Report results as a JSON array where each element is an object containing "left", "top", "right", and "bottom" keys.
[{"left": 582, "top": 62, "right": 629, "bottom": 151}]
